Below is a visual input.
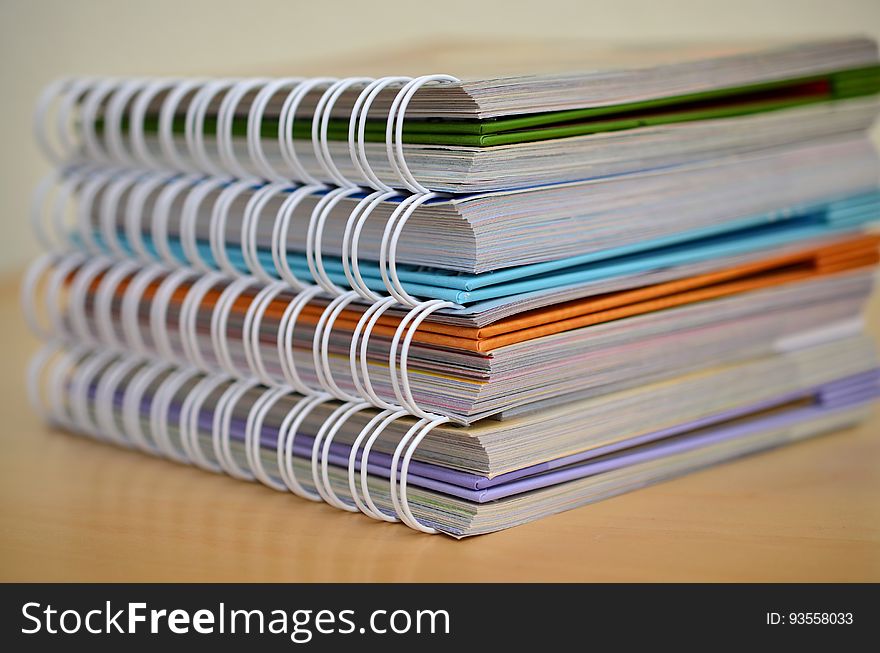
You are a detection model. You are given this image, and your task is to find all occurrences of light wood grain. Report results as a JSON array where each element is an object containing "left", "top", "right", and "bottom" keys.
[{"left": 0, "top": 271, "right": 878, "bottom": 582}]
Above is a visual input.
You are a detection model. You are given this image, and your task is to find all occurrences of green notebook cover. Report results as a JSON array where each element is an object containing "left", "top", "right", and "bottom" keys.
[{"left": 99, "top": 65, "right": 880, "bottom": 148}]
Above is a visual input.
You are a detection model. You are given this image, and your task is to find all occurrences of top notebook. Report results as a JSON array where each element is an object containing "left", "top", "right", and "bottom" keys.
[{"left": 39, "top": 37, "right": 880, "bottom": 192}]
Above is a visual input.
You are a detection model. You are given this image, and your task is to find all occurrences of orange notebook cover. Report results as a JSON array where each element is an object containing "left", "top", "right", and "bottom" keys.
[{"left": 81, "top": 233, "right": 879, "bottom": 354}]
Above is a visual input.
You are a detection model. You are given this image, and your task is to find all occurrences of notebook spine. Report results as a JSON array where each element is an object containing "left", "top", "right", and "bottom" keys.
[
  {"left": 28, "top": 343, "right": 442, "bottom": 532},
  {"left": 24, "top": 251, "right": 456, "bottom": 423},
  {"left": 30, "top": 165, "right": 460, "bottom": 302},
  {"left": 34, "top": 76, "right": 461, "bottom": 193},
  {"left": 29, "top": 76, "right": 474, "bottom": 535}
]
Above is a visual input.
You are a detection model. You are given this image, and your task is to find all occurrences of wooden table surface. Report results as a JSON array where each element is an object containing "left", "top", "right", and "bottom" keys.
[{"left": 0, "top": 271, "right": 878, "bottom": 582}]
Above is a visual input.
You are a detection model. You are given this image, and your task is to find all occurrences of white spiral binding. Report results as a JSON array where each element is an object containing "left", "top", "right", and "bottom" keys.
[
  {"left": 130, "top": 78, "right": 179, "bottom": 168},
  {"left": 39, "top": 73, "right": 461, "bottom": 189},
  {"left": 24, "top": 260, "right": 446, "bottom": 523},
  {"left": 94, "top": 259, "right": 140, "bottom": 349},
  {"left": 277, "top": 284, "right": 324, "bottom": 395},
  {"left": 150, "top": 365, "right": 200, "bottom": 463},
  {"left": 67, "top": 257, "right": 114, "bottom": 345},
  {"left": 278, "top": 392, "right": 332, "bottom": 501},
  {"left": 48, "top": 346, "right": 90, "bottom": 429},
  {"left": 271, "top": 183, "right": 325, "bottom": 290},
  {"left": 382, "top": 193, "right": 445, "bottom": 307},
  {"left": 28, "top": 254, "right": 443, "bottom": 415},
  {"left": 311, "top": 400, "right": 371, "bottom": 510},
  {"left": 392, "top": 414, "right": 449, "bottom": 533},
  {"left": 376, "top": 194, "right": 424, "bottom": 305},
  {"left": 50, "top": 166, "right": 101, "bottom": 252},
  {"left": 21, "top": 254, "right": 58, "bottom": 340},
  {"left": 386, "top": 74, "right": 461, "bottom": 193},
  {"left": 44, "top": 253, "right": 87, "bottom": 341},
  {"left": 55, "top": 78, "right": 101, "bottom": 160},
  {"left": 180, "top": 175, "right": 230, "bottom": 271},
  {"left": 119, "top": 264, "right": 168, "bottom": 356},
  {"left": 26, "top": 343, "right": 62, "bottom": 422},
  {"left": 159, "top": 79, "right": 207, "bottom": 172},
  {"left": 341, "top": 190, "right": 398, "bottom": 302},
  {"left": 217, "top": 78, "right": 269, "bottom": 179},
  {"left": 105, "top": 79, "right": 149, "bottom": 166},
  {"left": 99, "top": 168, "right": 150, "bottom": 257},
  {"left": 211, "top": 377, "right": 258, "bottom": 480},
  {"left": 124, "top": 171, "right": 178, "bottom": 262},
  {"left": 30, "top": 170, "right": 65, "bottom": 252},
  {"left": 68, "top": 351, "right": 118, "bottom": 442},
  {"left": 25, "top": 340, "right": 62, "bottom": 426},
  {"left": 187, "top": 79, "right": 240, "bottom": 176},
  {"left": 80, "top": 78, "right": 121, "bottom": 163},
  {"left": 178, "top": 271, "right": 227, "bottom": 372},
  {"left": 94, "top": 355, "right": 144, "bottom": 447},
  {"left": 38, "top": 338, "right": 448, "bottom": 533},
  {"left": 179, "top": 373, "right": 228, "bottom": 472},
  {"left": 388, "top": 299, "right": 457, "bottom": 417},
  {"left": 345, "top": 408, "right": 395, "bottom": 519},
  {"left": 210, "top": 178, "right": 261, "bottom": 276},
  {"left": 241, "top": 280, "right": 288, "bottom": 386},
  {"left": 328, "top": 285, "right": 455, "bottom": 530},
  {"left": 121, "top": 359, "right": 169, "bottom": 454},
  {"left": 356, "top": 408, "right": 412, "bottom": 522},
  {"left": 244, "top": 385, "right": 293, "bottom": 491},
  {"left": 306, "top": 186, "right": 361, "bottom": 294},
  {"left": 34, "top": 77, "right": 75, "bottom": 165},
  {"left": 29, "top": 260, "right": 460, "bottom": 509},
  {"left": 247, "top": 78, "right": 303, "bottom": 182},
  {"left": 27, "top": 252, "right": 458, "bottom": 531},
  {"left": 311, "top": 291, "right": 362, "bottom": 402},
  {"left": 210, "top": 276, "right": 257, "bottom": 378},
  {"left": 386, "top": 417, "right": 431, "bottom": 527},
  {"left": 151, "top": 173, "right": 204, "bottom": 265},
  {"left": 75, "top": 169, "right": 116, "bottom": 254},
  {"left": 68, "top": 348, "right": 117, "bottom": 439},
  {"left": 149, "top": 267, "right": 196, "bottom": 361},
  {"left": 355, "top": 296, "right": 401, "bottom": 409},
  {"left": 349, "top": 77, "right": 410, "bottom": 190},
  {"left": 278, "top": 77, "right": 336, "bottom": 185},
  {"left": 343, "top": 297, "right": 389, "bottom": 409},
  {"left": 313, "top": 77, "right": 371, "bottom": 187},
  {"left": 29, "top": 73, "right": 476, "bottom": 534},
  {"left": 240, "top": 181, "right": 289, "bottom": 282}
]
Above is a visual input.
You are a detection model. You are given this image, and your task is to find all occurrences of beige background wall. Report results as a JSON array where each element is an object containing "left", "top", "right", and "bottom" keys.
[{"left": 1, "top": 0, "right": 879, "bottom": 276}]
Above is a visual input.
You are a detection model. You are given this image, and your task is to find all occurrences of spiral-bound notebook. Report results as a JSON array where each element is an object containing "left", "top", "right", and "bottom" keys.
[
  {"left": 25, "top": 37, "right": 880, "bottom": 536},
  {"left": 37, "top": 38, "right": 880, "bottom": 192}
]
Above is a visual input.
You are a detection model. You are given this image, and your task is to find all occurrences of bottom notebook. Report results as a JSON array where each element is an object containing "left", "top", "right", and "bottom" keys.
[
  {"left": 32, "top": 342, "right": 879, "bottom": 537},
  {"left": 306, "top": 373, "right": 879, "bottom": 537}
]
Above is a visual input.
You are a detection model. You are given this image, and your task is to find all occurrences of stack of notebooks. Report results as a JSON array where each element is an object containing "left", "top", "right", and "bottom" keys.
[{"left": 23, "top": 38, "right": 880, "bottom": 537}]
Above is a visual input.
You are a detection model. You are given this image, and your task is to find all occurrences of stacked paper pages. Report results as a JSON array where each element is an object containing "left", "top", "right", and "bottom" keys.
[{"left": 24, "top": 38, "right": 880, "bottom": 536}]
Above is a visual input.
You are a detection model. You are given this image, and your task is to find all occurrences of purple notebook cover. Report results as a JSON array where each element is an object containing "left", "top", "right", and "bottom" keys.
[{"left": 99, "top": 370, "right": 880, "bottom": 503}]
